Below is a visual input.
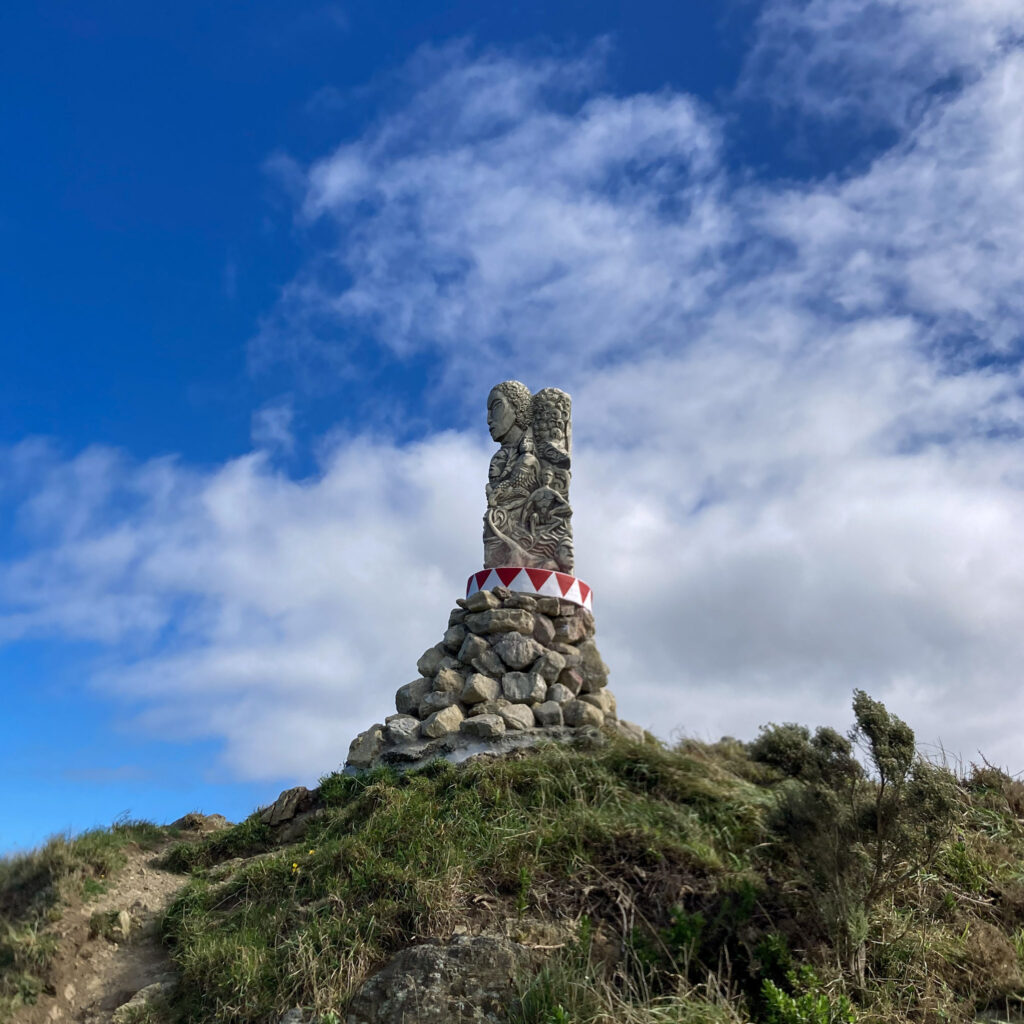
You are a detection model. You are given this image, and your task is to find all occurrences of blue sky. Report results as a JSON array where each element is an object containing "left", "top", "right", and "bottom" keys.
[{"left": 3, "top": 0, "right": 1024, "bottom": 854}]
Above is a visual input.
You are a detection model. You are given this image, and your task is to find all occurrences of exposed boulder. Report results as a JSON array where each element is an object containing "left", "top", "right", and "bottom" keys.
[
  {"left": 260, "top": 786, "right": 315, "bottom": 827},
  {"left": 346, "top": 936, "right": 534, "bottom": 1024},
  {"left": 347, "top": 727, "right": 385, "bottom": 769}
]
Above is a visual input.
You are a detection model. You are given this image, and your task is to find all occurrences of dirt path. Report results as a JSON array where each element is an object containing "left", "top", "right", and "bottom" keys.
[{"left": 14, "top": 830, "right": 206, "bottom": 1024}]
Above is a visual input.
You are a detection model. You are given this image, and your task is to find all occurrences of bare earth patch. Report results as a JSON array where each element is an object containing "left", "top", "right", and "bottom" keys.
[{"left": 9, "top": 818, "right": 229, "bottom": 1024}]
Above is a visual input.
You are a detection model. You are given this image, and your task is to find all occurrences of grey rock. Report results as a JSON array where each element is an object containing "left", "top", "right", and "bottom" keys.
[
  {"left": 443, "top": 624, "right": 467, "bottom": 653},
  {"left": 502, "top": 671, "right": 547, "bottom": 705},
  {"left": 461, "top": 673, "right": 500, "bottom": 704},
  {"left": 362, "top": 724, "right": 607, "bottom": 775},
  {"left": 458, "top": 633, "right": 490, "bottom": 664},
  {"left": 346, "top": 936, "right": 532, "bottom": 1024},
  {"left": 532, "top": 613, "right": 556, "bottom": 646},
  {"left": 464, "top": 608, "right": 535, "bottom": 636},
  {"left": 536, "top": 596, "right": 561, "bottom": 617},
  {"left": 580, "top": 690, "right": 616, "bottom": 718},
  {"left": 563, "top": 700, "right": 604, "bottom": 728},
  {"left": 499, "top": 703, "right": 536, "bottom": 731},
  {"left": 550, "top": 643, "right": 583, "bottom": 667},
  {"left": 492, "top": 632, "right": 544, "bottom": 671},
  {"left": 260, "top": 786, "right": 313, "bottom": 827},
  {"left": 421, "top": 704, "right": 465, "bottom": 739},
  {"left": 615, "top": 720, "right": 647, "bottom": 743},
  {"left": 448, "top": 607, "right": 467, "bottom": 627},
  {"left": 465, "top": 589, "right": 501, "bottom": 612},
  {"left": 545, "top": 683, "right": 574, "bottom": 705},
  {"left": 505, "top": 592, "right": 538, "bottom": 610},
  {"left": 468, "top": 699, "right": 511, "bottom": 717},
  {"left": 460, "top": 714, "right": 507, "bottom": 739},
  {"left": 433, "top": 666, "right": 465, "bottom": 694},
  {"left": 112, "top": 981, "right": 175, "bottom": 1024},
  {"left": 416, "top": 643, "right": 448, "bottom": 678},
  {"left": 278, "top": 808, "right": 325, "bottom": 844},
  {"left": 556, "top": 667, "right": 584, "bottom": 695},
  {"left": 384, "top": 715, "right": 421, "bottom": 744},
  {"left": 553, "top": 616, "right": 587, "bottom": 643},
  {"left": 471, "top": 648, "right": 506, "bottom": 678},
  {"left": 420, "top": 691, "right": 459, "bottom": 718},
  {"left": 557, "top": 599, "right": 580, "bottom": 617},
  {"left": 534, "top": 650, "right": 566, "bottom": 683},
  {"left": 279, "top": 1011, "right": 310, "bottom": 1024},
  {"left": 379, "top": 738, "right": 438, "bottom": 763},
  {"left": 396, "top": 677, "right": 432, "bottom": 715},
  {"left": 533, "top": 701, "right": 564, "bottom": 727},
  {"left": 577, "top": 639, "right": 609, "bottom": 692},
  {"left": 579, "top": 607, "right": 596, "bottom": 637},
  {"left": 347, "top": 725, "right": 385, "bottom": 768},
  {"left": 492, "top": 585, "right": 511, "bottom": 600},
  {"left": 170, "top": 812, "right": 232, "bottom": 832}
]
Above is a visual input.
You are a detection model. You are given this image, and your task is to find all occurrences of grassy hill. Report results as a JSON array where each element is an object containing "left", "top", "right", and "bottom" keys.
[{"left": 3, "top": 692, "right": 1023, "bottom": 1023}]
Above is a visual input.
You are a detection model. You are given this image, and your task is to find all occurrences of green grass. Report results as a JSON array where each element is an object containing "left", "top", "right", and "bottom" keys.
[
  {"left": 7, "top": 700, "right": 1024, "bottom": 1024},
  {"left": 163, "top": 739, "right": 769, "bottom": 1023},
  {"left": 158, "top": 722, "right": 1024, "bottom": 1024},
  {"left": 0, "top": 819, "right": 167, "bottom": 1020}
]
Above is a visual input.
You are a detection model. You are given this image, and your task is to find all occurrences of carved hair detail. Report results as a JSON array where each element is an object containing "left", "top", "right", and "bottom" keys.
[
  {"left": 531, "top": 388, "right": 572, "bottom": 469},
  {"left": 489, "top": 380, "right": 533, "bottom": 431}
]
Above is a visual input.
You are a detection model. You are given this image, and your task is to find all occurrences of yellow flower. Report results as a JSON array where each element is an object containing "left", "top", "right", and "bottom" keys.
[{"left": 308, "top": 849, "right": 315, "bottom": 855}]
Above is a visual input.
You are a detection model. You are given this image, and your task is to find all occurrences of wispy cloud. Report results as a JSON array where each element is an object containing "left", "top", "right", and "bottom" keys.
[
  {"left": 251, "top": 396, "right": 296, "bottom": 454},
  {"left": 739, "top": 0, "right": 1024, "bottom": 135},
  {"left": 3, "top": 3, "right": 1024, "bottom": 779}
]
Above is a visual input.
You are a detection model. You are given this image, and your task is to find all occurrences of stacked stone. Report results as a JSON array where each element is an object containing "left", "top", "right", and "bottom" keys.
[{"left": 346, "top": 586, "right": 625, "bottom": 769}]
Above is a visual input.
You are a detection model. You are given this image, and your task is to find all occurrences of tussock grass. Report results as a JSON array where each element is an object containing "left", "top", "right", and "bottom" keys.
[
  {"left": 164, "top": 740, "right": 766, "bottom": 1023},
  {"left": 8, "top": 697, "right": 1024, "bottom": 1024},
  {"left": 0, "top": 819, "right": 165, "bottom": 1019},
  {"left": 161, "top": 717, "right": 1024, "bottom": 1024}
]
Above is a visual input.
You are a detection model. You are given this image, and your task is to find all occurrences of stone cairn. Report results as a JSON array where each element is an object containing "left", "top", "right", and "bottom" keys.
[{"left": 346, "top": 381, "right": 643, "bottom": 771}]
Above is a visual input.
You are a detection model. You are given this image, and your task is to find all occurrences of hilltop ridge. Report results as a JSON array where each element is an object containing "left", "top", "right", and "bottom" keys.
[{"left": 2, "top": 696, "right": 1024, "bottom": 1024}]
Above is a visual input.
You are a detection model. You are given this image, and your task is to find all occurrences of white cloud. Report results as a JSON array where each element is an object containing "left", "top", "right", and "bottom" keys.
[
  {"left": 739, "top": 0, "right": 1024, "bottom": 134},
  {"left": 251, "top": 396, "right": 296, "bottom": 453},
  {"left": 0, "top": 434, "right": 486, "bottom": 778},
  {"left": 4, "top": 5, "right": 1024, "bottom": 780}
]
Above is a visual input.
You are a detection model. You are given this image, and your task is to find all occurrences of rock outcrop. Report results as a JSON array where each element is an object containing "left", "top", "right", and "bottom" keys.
[{"left": 346, "top": 936, "right": 535, "bottom": 1024}]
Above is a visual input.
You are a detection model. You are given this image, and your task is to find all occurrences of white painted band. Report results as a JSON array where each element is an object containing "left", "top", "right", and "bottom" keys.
[{"left": 466, "top": 567, "right": 593, "bottom": 610}]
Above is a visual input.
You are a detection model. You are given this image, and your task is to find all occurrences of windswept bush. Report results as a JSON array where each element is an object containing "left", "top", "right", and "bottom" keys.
[{"left": 752, "top": 691, "right": 960, "bottom": 982}]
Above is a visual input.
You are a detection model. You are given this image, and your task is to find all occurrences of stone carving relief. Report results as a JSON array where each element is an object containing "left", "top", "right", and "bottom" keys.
[{"left": 483, "top": 381, "right": 574, "bottom": 574}]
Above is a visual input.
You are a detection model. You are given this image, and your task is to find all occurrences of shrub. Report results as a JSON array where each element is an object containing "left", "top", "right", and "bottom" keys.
[{"left": 754, "top": 692, "right": 960, "bottom": 983}]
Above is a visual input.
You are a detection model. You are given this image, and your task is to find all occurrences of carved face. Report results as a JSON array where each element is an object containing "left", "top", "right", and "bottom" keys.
[{"left": 487, "top": 390, "right": 516, "bottom": 442}]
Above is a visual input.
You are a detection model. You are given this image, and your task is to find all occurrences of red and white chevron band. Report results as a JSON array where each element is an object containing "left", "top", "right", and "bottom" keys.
[{"left": 466, "top": 566, "right": 593, "bottom": 610}]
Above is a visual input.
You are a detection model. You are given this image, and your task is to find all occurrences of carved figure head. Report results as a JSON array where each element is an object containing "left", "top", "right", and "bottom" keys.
[{"left": 487, "top": 380, "right": 532, "bottom": 442}]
